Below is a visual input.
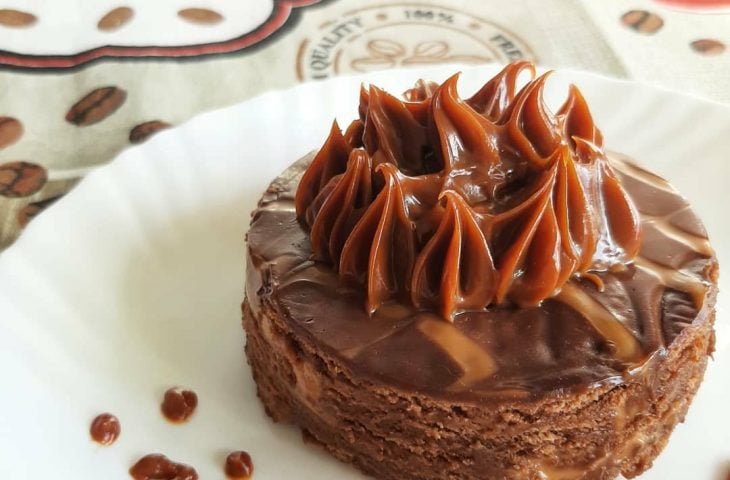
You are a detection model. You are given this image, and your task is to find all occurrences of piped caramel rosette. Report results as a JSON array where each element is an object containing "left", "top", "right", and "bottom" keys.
[{"left": 295, "top": 61, "right": 642, "bottom": 320}]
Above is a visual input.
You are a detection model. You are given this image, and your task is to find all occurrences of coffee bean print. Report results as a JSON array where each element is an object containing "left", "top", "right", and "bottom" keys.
[
  {"left": 178, "top": 8, "right": 224, "bottom": 25},
  {"left": 621, "top": 10, "right": 664, "bottom": 34},
  {"left": 65, "top": 87, "right": 127, "bottom": 127},
  {"left": 129, "top": 120, "right": 171, "bottom": 144},
  {"left": 98, "top": 7, "right": 134, "bottom": 32},
  {"left": 0, "top": 161, "right": 47, "bottom": 198},
  {"left": 0, "top": 9, "right": 37, "bottom": 27},
  {"left": 690, "top": 39, "right": 726, "bottom": 55},
  {"left": 17, "top": 195, "right": 63, "bottom": 228},
  {"left": 0, "top": 117, "right": 23, "bottom": 150}
]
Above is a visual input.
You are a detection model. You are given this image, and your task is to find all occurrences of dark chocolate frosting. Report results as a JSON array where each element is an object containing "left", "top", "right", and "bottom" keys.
[{"left": 295, "top": 61, "right": 643, "bottom": 320}]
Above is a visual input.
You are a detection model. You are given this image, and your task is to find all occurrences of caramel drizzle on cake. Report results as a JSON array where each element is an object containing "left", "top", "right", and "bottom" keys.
[{"left": 417, "top": 317, "right": 498, "bottom": 386}]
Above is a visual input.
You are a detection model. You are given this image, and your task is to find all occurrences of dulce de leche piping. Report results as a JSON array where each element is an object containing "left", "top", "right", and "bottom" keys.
[{"left": 295, "top": 61, "right": 642, "bottom": 320}]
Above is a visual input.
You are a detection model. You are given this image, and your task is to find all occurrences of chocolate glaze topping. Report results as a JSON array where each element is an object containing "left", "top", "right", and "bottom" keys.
[
  {"left": 129, "top": 453, "right": 198, "bottom": 480},
  {"left": 295, "top": 61, "right": 643, "bottom": 319},
  {"left": 89, "top": 413, "right": 120, "bottom": 446},
  {"left": 247, "top": 61, "right": 718, "bottom": 398},
  {"left": 248, "top": 152, "right": 716, "bottom": 399},
  {"left": 160, "top": 387, "right": 198, "bottom": 423}
]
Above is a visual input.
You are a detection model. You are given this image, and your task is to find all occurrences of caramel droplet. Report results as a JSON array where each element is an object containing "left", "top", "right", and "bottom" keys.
[
  {"left": 161, "top": 387, "right": 198, "bottom": 423},
  {"left": 89, "top": 413, "right": 120, "bottom": 446},
  {"left": 129, "top": 454, "right": 198, "bottom": 480},
  {"left": 225, "top": 451, "right": 254, "bottom": 479}
]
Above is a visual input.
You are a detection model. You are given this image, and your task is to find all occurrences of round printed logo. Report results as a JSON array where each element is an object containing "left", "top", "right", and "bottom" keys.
[{"left": 296, "top": 3, "right": 536, "bottom": 81}]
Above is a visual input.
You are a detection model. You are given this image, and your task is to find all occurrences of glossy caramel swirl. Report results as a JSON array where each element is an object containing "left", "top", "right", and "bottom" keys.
[{"left": 295, "top": 61, "right": 642, "bottom": 320}]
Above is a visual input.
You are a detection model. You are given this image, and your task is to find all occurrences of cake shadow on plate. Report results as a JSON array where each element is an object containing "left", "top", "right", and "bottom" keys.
[{"left": 117, "top": 192, "right": 251, "bottom": 382}]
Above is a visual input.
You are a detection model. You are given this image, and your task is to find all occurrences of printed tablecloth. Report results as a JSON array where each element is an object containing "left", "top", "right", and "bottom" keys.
[{"left": 0, "top": 0, "right": 728, "bottom": 248}]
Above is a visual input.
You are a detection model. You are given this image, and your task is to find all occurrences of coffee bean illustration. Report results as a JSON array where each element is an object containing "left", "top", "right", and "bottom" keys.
[
  {"left": 178, "top": 8, "right": 224, "bottom": 25},
  {"left": 17, "top": 195, "right": 63, "bottom": 228},
  {"left": 129, "top": 120, "right": 171, "bottom": 144},
  {"left": 0, "top": 117, "right": 23, "bottom": 149},
  {"left": 98, "top": 7, "right": 134, "bottom": 32},
  {"left": 690, "top": 39, "right": 726, "bottom": 55},
  {"left": 0, "top": 9, "right": 37, "bottom": 27},
  {"left": 621, "top": 10, "right": 664, "bottom": 34},
  {"left": 65, "top": 87, "right": 127, "bottom": 127},
  {"left": 0, "top": 161, "right": 47, "bottom": 198}
]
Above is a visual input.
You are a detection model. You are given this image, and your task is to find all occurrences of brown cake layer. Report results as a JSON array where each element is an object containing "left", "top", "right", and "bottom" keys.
[
  {"left": 243, "top": 154, "right": 718, "bottom": 479},
  {"left": 244, "top": 299, "right": 713, "bottom": 479}
]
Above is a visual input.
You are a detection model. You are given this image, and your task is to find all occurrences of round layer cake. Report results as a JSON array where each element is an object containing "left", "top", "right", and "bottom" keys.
[{"left": 242, "top": 62, "right": 718, "bottom": 480}]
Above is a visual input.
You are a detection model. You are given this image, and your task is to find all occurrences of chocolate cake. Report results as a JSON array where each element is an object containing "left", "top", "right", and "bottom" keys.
[{"left": 243, "top": 62, "right": 718, "bottom": 479}]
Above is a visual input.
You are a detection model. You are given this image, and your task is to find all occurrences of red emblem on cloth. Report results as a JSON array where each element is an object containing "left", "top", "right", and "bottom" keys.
[{"left": 0, "top": 0, "right": 324, "bottom": 69}]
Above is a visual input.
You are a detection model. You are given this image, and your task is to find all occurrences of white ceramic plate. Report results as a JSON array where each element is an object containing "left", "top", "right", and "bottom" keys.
[{"left": 0, "top": 65, "right": 728, "bottom": 480}]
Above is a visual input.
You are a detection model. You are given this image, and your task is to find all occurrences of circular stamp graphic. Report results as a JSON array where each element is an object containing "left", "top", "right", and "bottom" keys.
[{"left": 296, "top": 3, "right": 536, "bottom": 81}]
